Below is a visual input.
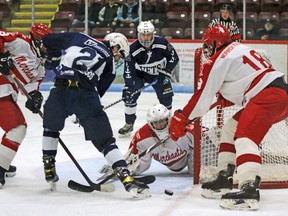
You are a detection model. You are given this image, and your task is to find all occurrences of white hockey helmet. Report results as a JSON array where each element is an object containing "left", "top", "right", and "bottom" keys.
[
  {"left": 137, "top": 21, "right": 155, "bottom": 48},
  {"left": 147, "top": 104, "right": 171, "bottom": 140},
  {"left": 103, "top": 32, "right": 130, "bottom": 58}
]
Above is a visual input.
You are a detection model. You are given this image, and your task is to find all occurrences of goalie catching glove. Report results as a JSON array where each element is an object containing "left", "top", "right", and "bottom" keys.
[
  {"left": 0, "top": 51, "right": 14, "bottom": 75},
  {"left": 25, "top": 90, "right": 43, "bottom": 113}
]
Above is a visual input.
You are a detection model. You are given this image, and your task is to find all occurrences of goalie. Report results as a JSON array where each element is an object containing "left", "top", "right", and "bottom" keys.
[{"left": 99, "top": 104, "right": 194, "bottom": 178}]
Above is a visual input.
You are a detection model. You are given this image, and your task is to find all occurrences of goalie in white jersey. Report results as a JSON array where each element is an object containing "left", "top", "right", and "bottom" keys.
[
  {"left": 168, "top": 24, "right": 288, "bottom": 210},
  {"left": 99, "top": 104, "right": 194, "bottom": 178},
  {"left": 0, "top": 24, "right": 51, "bottom": 187}
]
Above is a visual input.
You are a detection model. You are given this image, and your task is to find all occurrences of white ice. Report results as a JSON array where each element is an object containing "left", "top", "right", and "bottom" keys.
[{"left": 2, "top": 91, "right": 288, "bottom": 216}]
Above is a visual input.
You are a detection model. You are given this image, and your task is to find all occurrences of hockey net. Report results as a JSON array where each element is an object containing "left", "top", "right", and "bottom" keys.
[{"left": 193, "top": 47, "right": 288, "bottom": 189}]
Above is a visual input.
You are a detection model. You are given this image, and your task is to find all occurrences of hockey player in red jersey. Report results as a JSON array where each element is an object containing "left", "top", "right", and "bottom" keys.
[
  {"left": 99, "top": 104, "right": 196, "bottom": 178},
  {"left": 168, "top": 24, "right": 288, "bottom": 210},
  {"left": 0, "top": 24, "right": 52, "bottom": 187}
]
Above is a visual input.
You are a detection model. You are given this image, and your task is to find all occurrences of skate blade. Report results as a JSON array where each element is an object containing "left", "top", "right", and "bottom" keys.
[
  {"left": 5, "top": 172, "right": 16, "bottom": 178},
  {"left": 130, "top": 188, "right": 151, "bottom": 198},
  {"left": 49, "top": 181, "right": 57, "bottom": 191},
  {"left": 201, "top": 188, "right": 231, "bottom": 199},
  {"left": 220, "top": 198, "right": 259, "bottom": 210},
  {"left": 118, "top": 132, "right": 132, "bottom": 138}
]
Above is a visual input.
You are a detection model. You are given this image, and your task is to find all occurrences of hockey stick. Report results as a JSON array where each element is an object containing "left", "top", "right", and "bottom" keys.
[
  {"left": 103, "top": 79, "right": 158, "bottom": 110},
  {"left": 68, "top": 136, "right": 170, "bottom": 192},
  {"left": 8, "top": 71, "right": 115, "bottom": 192}
]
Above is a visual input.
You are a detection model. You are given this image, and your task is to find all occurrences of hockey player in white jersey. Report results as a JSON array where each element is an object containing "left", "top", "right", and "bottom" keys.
[
  {"left": 168, "top": 24, "right": 288, "bottom": 210},
  {"left": 118, "top": 21, "right": 179, "bottom": 137},
  {"left": 99, "top": 104, "right": 194, "bottom": 178},
  {"left": 0, "top": 24, "right": 51, "bottom": 187}
]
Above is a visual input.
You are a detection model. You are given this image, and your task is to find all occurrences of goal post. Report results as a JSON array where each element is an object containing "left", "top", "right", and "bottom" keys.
[{"left": 193, "top": 47, "right": 288, "bottom": 189}]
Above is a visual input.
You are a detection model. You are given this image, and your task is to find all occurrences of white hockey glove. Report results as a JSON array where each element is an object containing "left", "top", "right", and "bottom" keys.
[
  {"left": 97, "top": 164, "right": 114, "bottom": 181},
  {"left": 124, "top": 148, "right": 140, "bottom": 175}
]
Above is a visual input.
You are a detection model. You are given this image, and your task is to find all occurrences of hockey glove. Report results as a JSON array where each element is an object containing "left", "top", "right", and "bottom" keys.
[
  {"left": 124, "top": 148, "right": 140, "bottom": 175},
  {"left": 44, "top": 56, "right": 61, "bottom": 70},
  {"left": 25, "top": 90, "right": 43, "bottom": 113},
  {"left": 122, "top": 87, "right": 134, "bottom": 104},
  {"left": 169, "top": 109, "right": 189, "bottom": 141},
  {"left": 0, "top": 51, "right": 14, "bottom": 75}
]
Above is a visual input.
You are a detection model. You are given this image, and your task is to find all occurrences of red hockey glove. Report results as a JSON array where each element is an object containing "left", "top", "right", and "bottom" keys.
[{"left": 169, "top": 110, "right": 189, "bottom": 141}]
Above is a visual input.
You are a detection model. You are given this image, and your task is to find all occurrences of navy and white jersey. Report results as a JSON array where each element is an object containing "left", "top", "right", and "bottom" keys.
[
  {"left": 123, "top": 36, "right": 179, "bottom": 87},
  {"left": 43, "top": 32, "right": 115, "bottom": 96}
]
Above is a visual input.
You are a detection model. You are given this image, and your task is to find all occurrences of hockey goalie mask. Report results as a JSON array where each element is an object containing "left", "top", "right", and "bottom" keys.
[
  {"left": 137, "top": 21, "right": 155, "bottom": 48},
  {"left": 202, "top": 24, "right": 231, "bottom": 59},
  {"left": 29, "top": 24, "right": 52, "bottom": 58},
  {"left": 147, "top": 104, "right": 171, "bottom": 140}
]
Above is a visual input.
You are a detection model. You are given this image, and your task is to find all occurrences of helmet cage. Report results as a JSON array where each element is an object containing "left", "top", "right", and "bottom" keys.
[{"left": 137, "top": 21, "right": 155, "bottom": 48}]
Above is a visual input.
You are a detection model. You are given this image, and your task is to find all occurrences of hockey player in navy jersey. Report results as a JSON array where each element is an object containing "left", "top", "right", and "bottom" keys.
[
  {"left": 41, "top": 32, "right": 150, "bottom": 198},
  {"left": 118, "top": 21, "right": 179, "bottom": 137}
]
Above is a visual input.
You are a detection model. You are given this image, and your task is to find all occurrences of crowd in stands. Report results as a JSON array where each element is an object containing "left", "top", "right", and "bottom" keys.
[{"left": 1, "top": 0, "right": 288, "bottom": 40}]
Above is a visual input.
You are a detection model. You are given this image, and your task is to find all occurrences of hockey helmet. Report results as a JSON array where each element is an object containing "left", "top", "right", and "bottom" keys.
[
  {"left": 137, "top": 21, "right": 155, "bottom": 48},
  {"left": 147, "top": 104, "right": 171, "bottom": 140},
  {"left": 29, "top": 23, "right": 52, "bottom": 57},
  {"left": 103, "top": 32, "right": 130, "bottom": 58},
  {"left": 220, "top": 4, "right": 232, "bottom": 13},
  {"left": 202, "top": 24, "right": 231, "bottom": 58}
]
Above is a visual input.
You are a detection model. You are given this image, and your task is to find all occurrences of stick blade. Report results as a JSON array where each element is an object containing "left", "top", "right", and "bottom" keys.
[
  {"left": 68, "top": 180, "right": 115, "bottom": 193},
  {"left": 68, "top": 180, "right": 94, "bottom": 192}
]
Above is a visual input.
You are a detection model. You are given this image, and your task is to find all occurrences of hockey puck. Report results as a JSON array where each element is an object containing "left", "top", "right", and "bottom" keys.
[{"left": 164, "top": 189, "right": 173, "bottom": 196}]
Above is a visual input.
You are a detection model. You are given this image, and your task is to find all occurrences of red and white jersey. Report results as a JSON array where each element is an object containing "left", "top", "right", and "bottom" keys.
[
  {"left": 0, "top": 30, "right": 45, "bottom": 101},
  {"left": 128, "top": 123, "right": 194, "bottom": 175},
  {"left": 182, "top": 42, "right": 284, "bottom": 120}
]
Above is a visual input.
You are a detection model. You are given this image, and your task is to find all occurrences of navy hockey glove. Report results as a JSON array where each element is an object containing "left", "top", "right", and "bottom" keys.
[
  {"left": 44, "top": 56, "right": 61, "bottom": 70},
  {"left": 122, "top": 87, "right": 134, "bottom": 104},
  {"left": 0, "top": 51, "right": 14, "bottom": 75},
  {"left": 25, "top": 90, "right": 43, "bottom": 113}
]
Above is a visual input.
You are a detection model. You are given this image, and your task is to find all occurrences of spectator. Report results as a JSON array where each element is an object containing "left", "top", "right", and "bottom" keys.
[
  {"left": 252, "top": 19, "right": 280, "bottom": 40},
  {"left": 116, "top": 0, "right": 139, "bottom": 28},
  {"left": 142, "top": 0, "right": 166, "bottom": 29},
  {"left": 98, "top": 0, "right": 121, "bottom": 29},
  {"left": 71, "top": 0, "right": 101, "bottom": 28},
  {"left": 209, "top": 4, "right": 241, "bottom": 42}
]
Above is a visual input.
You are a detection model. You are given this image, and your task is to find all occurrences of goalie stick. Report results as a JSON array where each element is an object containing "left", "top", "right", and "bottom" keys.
[
  {"left": 8, "top": 71, "right": 115, "bottom": 192},
  {"left": 68, "top": 136, "right": 170, "bottom": 192}
]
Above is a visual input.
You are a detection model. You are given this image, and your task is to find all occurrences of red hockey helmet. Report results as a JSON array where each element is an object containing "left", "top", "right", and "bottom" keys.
[
  {"left": 29, "top": 23, "right": 52, "bottom": 41},
  {"left": 29, "top": 24, "right": 52, "bottom": 57},
  {"left": 202, "top": 24, "right": 231, "bottom": 58}
]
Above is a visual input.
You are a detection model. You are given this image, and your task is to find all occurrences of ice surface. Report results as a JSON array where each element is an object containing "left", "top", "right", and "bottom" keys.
[{"left": 1, "top": 91, "right": 287, "bottom": 216}]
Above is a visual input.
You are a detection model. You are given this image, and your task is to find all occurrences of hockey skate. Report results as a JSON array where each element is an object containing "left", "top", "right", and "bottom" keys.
[
  {"left": 114, "top": 167, "right": 150, "bottom": 198},
  {"left": 6, "top": 165, "right": 17, "bottom": 178},
  {"left": 201, "top": 164, "right": 235, "bottom": 199},
  {"left": 220, "top": 176, "right": 261, "bottom": 210},
  {"left": 0, "top": 166, "right": 6, "bottom": 187},
  {"left": 118, "top": 123, "right": 134, "bottom": 137},
  {"left": 43, "top": 155, "right": 59, "bottom": 191}
]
